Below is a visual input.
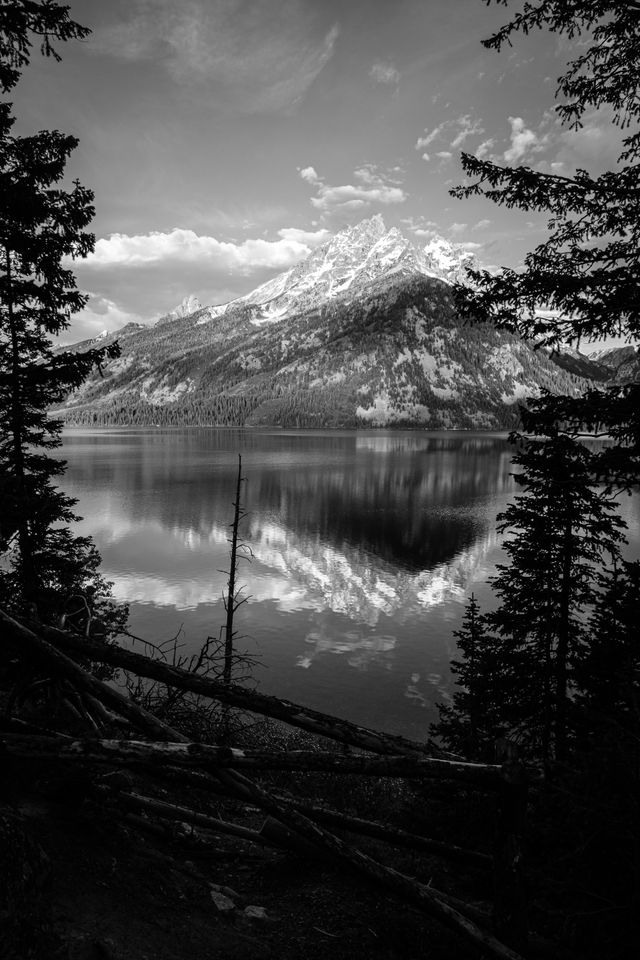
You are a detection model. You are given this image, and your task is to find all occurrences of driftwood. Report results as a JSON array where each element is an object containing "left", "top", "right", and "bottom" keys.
[
  {"left": 19, "top": 615, "right": 452, "bottom": 760},
  {"left": 0, "top": 733, "right": 503, "bottom": 788}
]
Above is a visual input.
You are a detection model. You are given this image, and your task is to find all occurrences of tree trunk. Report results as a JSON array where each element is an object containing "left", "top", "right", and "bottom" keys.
[
  {"left": 5, "top": 247, "right": 34, "bottom": 608},
  {"left": 0, "top": 733, "right": 504, "bottom": 788},
  {"left": 554, "top": 513, "right": 573, "bottom": 761}
]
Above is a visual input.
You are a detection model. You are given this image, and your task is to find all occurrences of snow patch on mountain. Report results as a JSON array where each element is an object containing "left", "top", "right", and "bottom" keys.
[{"left": 140, "top": 376, "right": 194, "bottom": 405}]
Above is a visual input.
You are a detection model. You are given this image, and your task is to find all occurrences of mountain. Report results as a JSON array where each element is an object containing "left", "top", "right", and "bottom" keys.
[
  {"left": 157, "top": 294, "right": 202, "bottom": 326},
  {"left": 54, "top": 216, "right": 593, "bottom": 429},
  {"left": 199, "top": 215, "right": 476, "bottom": 327},
  {"left": 545, "top": 345, "right": 611, "bottom": 382},
  {"left": 588, "top": 345, "right": 640, "bottom": 383}
]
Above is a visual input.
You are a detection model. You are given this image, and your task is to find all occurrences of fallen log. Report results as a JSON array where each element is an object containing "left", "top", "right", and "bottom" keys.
[
  {"left": 0, "top": 611, "right": 188, "bottom": 744},
  {"left": 0, "top": 733, "right": 503, "bottom": 788},
  {"left": 1, "top": 733, "right": 492, "bottom": 867},
  {"left": 100, "top": 788, "right": 279, "bottom": 850},
  {"left": 212, "top": 767, "right": 526, "bottom": 960},
  {"left": 127, "top": 760, "right": 491, "bottom": 877},
  {"left": 151, "top": 764, "right": 492, "bottom": 869},
  {"left": 274, "top": 797, "right": 492, "bottom": 868},
  {"left": 16, "top": 613, "right": 452, "bottom": 761}
]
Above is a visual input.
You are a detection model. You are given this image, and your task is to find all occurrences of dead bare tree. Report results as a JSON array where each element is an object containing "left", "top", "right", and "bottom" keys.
[{"left": 220, "top": 454, "right": 252, "bottom": 739}]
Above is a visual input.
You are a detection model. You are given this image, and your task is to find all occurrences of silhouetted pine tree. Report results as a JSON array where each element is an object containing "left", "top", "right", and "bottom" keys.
[
  {"left": 576, "top": 558, "right": 640, "bottom": 754},
  {"left": 0, "top": 3, "right": 125, "bottom": 632},
  {"left": 440, "top": 2, "right": 640, "bottom": 764},
  {"left": 431, "top": 594, "right": 508, "bottom": 761},
  {"left": 486, "top": 421, "right": 626, "bottom": 764}
]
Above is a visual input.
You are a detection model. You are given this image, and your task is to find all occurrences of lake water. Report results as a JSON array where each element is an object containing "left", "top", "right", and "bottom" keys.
[{"left": 58, "top": 428, "right": 640, "bottom": 741}]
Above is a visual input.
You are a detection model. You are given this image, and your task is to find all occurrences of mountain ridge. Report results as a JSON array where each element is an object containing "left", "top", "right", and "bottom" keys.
[{"left": 55, "top": 217, "right": 596, "bottom": 429}]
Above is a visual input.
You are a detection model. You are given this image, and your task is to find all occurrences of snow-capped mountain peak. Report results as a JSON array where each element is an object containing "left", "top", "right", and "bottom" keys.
[
  {"left": 158, "top": 294, "right": 203, "bottom": 325},
  {"left": 197, "top": 217, "right": 476, "bottom": 328}
]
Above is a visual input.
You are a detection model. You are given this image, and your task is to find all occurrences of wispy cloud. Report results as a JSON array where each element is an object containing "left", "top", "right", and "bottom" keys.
[
  {"left": 415, "top": 114, "right": 485, "bottom": 156},
  {"left": 369, "top": 61, "right": 400, "bottom": 85},
  {"left": 93, "top": 0, "right": 339, "bottom": 114},
  {"left": 400, "top": 216, "right": 441, "bottom": 240},
  {"left": 299, "top": 165, "right": 407, "bottom": 216}
]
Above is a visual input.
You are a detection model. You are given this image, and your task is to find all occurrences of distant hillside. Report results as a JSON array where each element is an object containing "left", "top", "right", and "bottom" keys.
[
  {"left": 588, "top": 345, "right": 640, "bottom": 383},
  {"left": 545, "top": 346, "right": 611, "bottom": 382},
  {"left": 54, "top": 217, "right": 593, "bottom": 429}
]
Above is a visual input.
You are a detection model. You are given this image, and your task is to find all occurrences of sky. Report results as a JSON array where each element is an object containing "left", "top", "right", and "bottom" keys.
[{"left": 11, "top": 0, "right": 631, "bottom": 347}]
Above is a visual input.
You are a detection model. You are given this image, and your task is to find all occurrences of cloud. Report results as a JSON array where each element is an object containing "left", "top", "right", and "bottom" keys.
[
  {"left": 298, "top": 166, "right": 320, "bottom": 184},
  {"left": 369, "top": 61, "right": 400, "bottom": 85},
  {"left": 435, "top": 151, "right": 452, "bottom": 160},
  {"left": 475, "top": 138, "right": 496, "bottom": 160},
  {"left": 400, "top": 216, "right": 440, "bottom": 239},
  {"left": 82, "top": 228, "right": 314, "bottom": 273},
  {"left": 449, "top": 116, "right": 485, "bottom": 149},
  {"left": 496, "top": 109, "right": 621, "bottom": 173},
  {"left": 301, "top": 165, "right": 407, "bottom": 216},
  {"left": 415, "top": 114, "right": 484, "bottom": 153},
  {"left": 277, "top": 226, "right": 330, "bottom": 245},
  {"left": 449, "top": 223, "right": 468, "bottom": 235},
  {"left": 543, "top": 107, "right": 625, "bottom": 174},
  {"left": 56, "top": 295, "right": 147, "bottom": 346},
  {"left": 471, "top": 219, "right": 492, "bottom": 231},
  {"left": 93, "top": 0, "right": 339, "bottom": 114},
  {"left": 504, "top": 116, "right": 548, "bottom": 164},
  {"left": 415, "top": 122, "right": 447, "bottom": 151}
]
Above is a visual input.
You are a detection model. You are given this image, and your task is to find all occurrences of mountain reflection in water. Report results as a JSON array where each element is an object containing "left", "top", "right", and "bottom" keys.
[{"left": 58, "top": 428, "right": 517, "bottom": 738}]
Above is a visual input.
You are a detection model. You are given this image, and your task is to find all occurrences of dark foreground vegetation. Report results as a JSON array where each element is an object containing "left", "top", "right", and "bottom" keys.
[{"left": 1, "top": 2, "right": 639, "bottom": 959}]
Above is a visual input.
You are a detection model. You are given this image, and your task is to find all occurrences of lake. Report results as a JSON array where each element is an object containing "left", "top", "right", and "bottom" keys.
[{"left": 58, "top": 428, "right": 640, "bottom": 741}]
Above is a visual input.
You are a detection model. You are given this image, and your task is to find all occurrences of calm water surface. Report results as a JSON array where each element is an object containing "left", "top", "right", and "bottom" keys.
[{"left": 58, "top": 428, "right": 640, "bottom": 741}]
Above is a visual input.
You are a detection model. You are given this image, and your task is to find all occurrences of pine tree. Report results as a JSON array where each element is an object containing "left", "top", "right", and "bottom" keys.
[
  {"left": 437, "top": 2, "right": 640, "bottom": 764},
  {"left": 431, "top": 594, "right": 508, "bottom": 760},
  {"left": 486, "top": 417, "right": 626, "bottom": 763},
  {"left": 576, "top": 558, "right": 640, "bottom": 749},
  {"left": 0, "top": 3, "right": 125, "bottom": 632},
  {"left": 451, "top": 1, "right": 640, "bottom": 483}
]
